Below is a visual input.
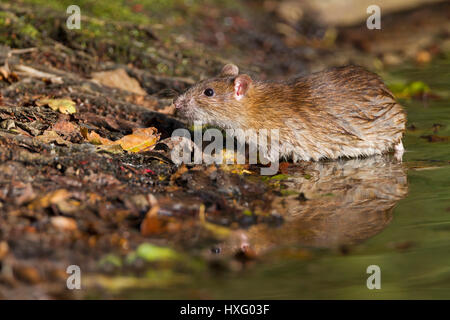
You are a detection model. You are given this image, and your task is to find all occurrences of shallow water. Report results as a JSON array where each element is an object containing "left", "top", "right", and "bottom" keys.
[{"left": 113, "top": 59, "right": 450, "bottom": 299}]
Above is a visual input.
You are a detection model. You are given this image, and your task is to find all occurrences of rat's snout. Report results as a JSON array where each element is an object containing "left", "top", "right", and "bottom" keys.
[{"left": 174, "top": 95, "right": 185, "bottom": 109}]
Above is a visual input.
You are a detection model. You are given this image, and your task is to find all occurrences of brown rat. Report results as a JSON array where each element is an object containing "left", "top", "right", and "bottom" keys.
[{"left": 174, "top": 64, "right": 406, "bottom": 161}]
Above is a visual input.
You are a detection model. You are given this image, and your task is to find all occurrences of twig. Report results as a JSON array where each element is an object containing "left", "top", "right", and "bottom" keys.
[
  {"left": 9, "top": 47, "right": 37, "bottom": 56},
  {"left": 14, "top": 64, "right": 63, "bottom": 84}
]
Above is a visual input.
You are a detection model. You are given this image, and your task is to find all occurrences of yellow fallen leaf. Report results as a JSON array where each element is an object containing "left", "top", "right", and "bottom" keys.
[
  {"left": 37, "top": 98, "right": 77, "bottom": 114},
  {"left": 96, "top": 144, "right": 124, "bottom": 154},
  {"left": 199, "top": 204, "right": 230, "bottom": 238},
  {"left": 221, "top": 164, "right": 251, "bottom": 175},
  {"left": 56, "top": 199, "right": 81, "bottom": 214},
  {"left": 28, "top": 189, "right": 71, "bottom": 210},
  {"left": 203, "top": 221, "right": 231, "bottom": 238},
  {"left": 85, "top": 127, "right": 160, "bottom": 153},
  {"left": 119, "top": 128, "right": 160, "bottom": 152},
  {"left": 86, "top": 131, "right": 112, "bottom": 145}
]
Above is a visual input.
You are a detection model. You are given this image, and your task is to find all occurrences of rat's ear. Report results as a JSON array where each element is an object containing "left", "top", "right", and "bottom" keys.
[
  {"left": 220, "top": 64, "right": 239, "bottom": 77},
  {"left": 234, "top": 74, "right": 252, "bottom": 100}
]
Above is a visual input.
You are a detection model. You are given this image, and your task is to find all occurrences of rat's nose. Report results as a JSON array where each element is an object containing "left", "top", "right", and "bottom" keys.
[{"left": 174, "top": 97, "right": 184, "bottom": 109}]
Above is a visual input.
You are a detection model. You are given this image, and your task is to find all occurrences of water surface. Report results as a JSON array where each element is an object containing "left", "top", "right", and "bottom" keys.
[{"left": 114, "top": 59, "right": 450, "bottom": 299}]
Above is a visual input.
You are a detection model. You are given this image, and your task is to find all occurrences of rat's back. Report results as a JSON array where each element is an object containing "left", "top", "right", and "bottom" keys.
[{"left": 281, "top": 65, "right": 406, "bottom": 161}]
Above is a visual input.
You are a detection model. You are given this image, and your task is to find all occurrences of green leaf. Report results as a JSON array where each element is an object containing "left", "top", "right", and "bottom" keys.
[{"left": 135, "top": 243, "right": 179, "bottom": 262}]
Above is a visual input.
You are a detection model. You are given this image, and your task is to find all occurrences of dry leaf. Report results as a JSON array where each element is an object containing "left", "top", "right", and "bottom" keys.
[
  {"left": 91, "top": 69, "right": 147, "bottom": 95},
  {"left": 37, "top": 98, "right": 77, "bottom": 114},
  {"left": 140, "top": 205, "right": 163, "bottom": 235},
  {"left": 0, "top": 241, "right": 9, "bottom": 260},
  {"left": 0, "top": 65, "right": 10, "bottom": 79},
  {"left": 118, "top": 127, "right": 160, "bottom": 152},
  {"left": 85, "top": 127, "right": 160, "bottom": 153},
  {"left": 199, "top": 204, "right": 230, "bottom": 238},
  {"left": 36, "top": 130, "right": 72, "bottom": 146},
  {"left": 86, "top": 131, "right": 111, "bottom": 145},
  {"left": 96, "top": 144, "right": 124, "bottom": 154},
  {"left": 158, "top": 104, "right": 176, "bottom": 115},
  {"left": 56, "top": 199, "right": 81, "bottom": 215},
  {"left": 52, "top": 120, "right": 77, "bottom": 136},
  {"left": 140, "top": 205, "right": 182, "bottom": 236}
]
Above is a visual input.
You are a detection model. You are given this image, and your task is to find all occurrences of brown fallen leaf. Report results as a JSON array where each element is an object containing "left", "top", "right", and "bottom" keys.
[
  {"left": 0, "top": 241, "right": 9, "bottom": 260},
  {"left": 36, "top": 130, "right": 72, "bottom": 146},
  {"left": 0, "top": 65, "right": 10, "bottom": 80},
  {"left": 140, "top": 205, "right": 182, "bottom": 236},
  {"left": 140, "top": 205, "right": 163, "bottom": 235},
  {"left": 91, "top": 69, "right": 147, "bottom": 95},
  {"left": 117, "top": 127, "right": 161, "bottom": 152},
  {"left": 52, "top": 119, "right": 77, "bottom": 136},
  {"left": 158, "top": 104, "right": 176, "bottom": 115},
  {"left": 86, "top": 131, "right": 117, "bottom": 145},
  {"left": 0, "top": 63, "right": 19, "bottom": 82},
  {"left": 85, "top": 127, "right": 160, "bottom": 153}
]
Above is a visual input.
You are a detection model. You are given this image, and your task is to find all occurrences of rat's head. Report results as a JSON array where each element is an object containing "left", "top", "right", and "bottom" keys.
[{"left": 174, "top": 64, "right": 252, "bottom": 127}]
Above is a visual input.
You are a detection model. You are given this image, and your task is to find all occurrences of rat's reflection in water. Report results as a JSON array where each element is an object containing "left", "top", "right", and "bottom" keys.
[{"left": 224, "top": 156, "right": 408, "bottom": 254}]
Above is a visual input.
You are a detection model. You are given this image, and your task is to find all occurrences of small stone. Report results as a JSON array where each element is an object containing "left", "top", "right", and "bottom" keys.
[{"left": 0, "top": 119, "right": 15, "bottom": 130}]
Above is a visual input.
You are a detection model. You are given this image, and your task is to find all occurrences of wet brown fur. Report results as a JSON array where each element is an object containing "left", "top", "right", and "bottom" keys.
[{"left": 175, "top": 65, "right": 406, "bottom": 161}]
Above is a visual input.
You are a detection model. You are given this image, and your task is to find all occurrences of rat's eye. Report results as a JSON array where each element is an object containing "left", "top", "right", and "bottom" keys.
[{"left": 204, "top": 88, "right": 214, "bottom": 97}]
